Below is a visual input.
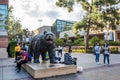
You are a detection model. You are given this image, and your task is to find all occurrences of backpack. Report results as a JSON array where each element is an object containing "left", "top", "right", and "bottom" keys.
[{"left": 92, "top": 47, "right": 96, "bottom": 55}]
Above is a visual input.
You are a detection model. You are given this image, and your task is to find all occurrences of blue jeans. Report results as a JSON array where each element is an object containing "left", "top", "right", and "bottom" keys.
[
  {"left": 95, "top": 53, "right": 100, "bottom": 63},
  {"left": 104, "top": 54, "right": 110, "bottom": 64}
]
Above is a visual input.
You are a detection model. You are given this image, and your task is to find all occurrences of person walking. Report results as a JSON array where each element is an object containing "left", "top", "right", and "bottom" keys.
[
  {"left": 103, "top": 42, "right": 110, "bottom": 65},
  {"left": 94, "top": 42, "right": 101, "bottom": 64},
  {"left": 57, "top": 45, "right": 63, "bottom": 57},
  {"left": 68, "top": 45, "right": 72, "bottom": 53}
]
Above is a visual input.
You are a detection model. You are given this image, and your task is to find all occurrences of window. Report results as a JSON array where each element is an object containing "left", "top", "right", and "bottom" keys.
[{"left": 0, "top": 5, "right": 7, "bottom": 30}]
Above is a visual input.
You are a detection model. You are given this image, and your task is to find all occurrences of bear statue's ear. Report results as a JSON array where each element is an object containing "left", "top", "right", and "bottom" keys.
[{"left": 44, "top": 31, "right": 47, "bottom": 35}]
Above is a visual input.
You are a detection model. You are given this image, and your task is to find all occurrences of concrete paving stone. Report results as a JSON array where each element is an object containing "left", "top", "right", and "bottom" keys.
[
  {"left": 0, "top": 60, "right": 2, "bottom": 66},
  {"left": 2, "top": 58, "right": 15, "bottom": 66},
  {"left": 2, "top": 67, "right": 31, "bottom": 80},
  {"left": 1, "top": 54, "right": 120, "bottom": 80},
  {"left": 81, "top": 66, "right": 120, "bottom": 80},
  {"left": 0, "top": 68, "right": 2, "bottom": 80},
  {"left": 41, "top": 66, "right": 120, "bottom": 80},
  {"left": 71, "top": 54, "right": 120, "bottom": 68},
  {"left": 0, "top": 58, "right": 3, "bottom": 80}
]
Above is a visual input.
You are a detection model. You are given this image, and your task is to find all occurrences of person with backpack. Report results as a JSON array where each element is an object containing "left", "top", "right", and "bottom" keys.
[
  {"left": 64, "top": 52, "right": 72, "bottom": 65},
  {"left": 64, "top": 47, "right": 77, "bottom": 65},
  {"left": 103, "top": 42, "right": 110, "bottom": 65},
  {"left": 93, "top": 43, "right": 96, "bottom": 55},
  {"left": 94, "top": 42, "right": 101, "bottom": 64}
]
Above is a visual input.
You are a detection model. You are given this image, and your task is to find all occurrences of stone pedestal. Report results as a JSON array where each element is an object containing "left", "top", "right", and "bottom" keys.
[{"left": 23, "top": 62, "right": 77, "bottom": 79}]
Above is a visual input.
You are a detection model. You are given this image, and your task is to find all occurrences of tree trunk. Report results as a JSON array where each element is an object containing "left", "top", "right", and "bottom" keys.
[
  {"left": 85, "top": 0, "right": 93, "bottom": 52},
  {"left": 85, "top": 20, "right": 90, "bottom": 51}
]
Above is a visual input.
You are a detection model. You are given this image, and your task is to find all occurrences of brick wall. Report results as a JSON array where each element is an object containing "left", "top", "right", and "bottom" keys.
[
  {"left": 0, "top": 36, "right": 8, "bottom": 48},
  {"left": 0, "top": 0, "right": 8, "bottom": 4}
]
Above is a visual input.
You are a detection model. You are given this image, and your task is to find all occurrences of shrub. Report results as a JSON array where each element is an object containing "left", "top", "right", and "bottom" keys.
[
  {"left": 9, "top": 41, "right": 17, "bottom": 57},
  {"left": 55, "top": 38, "right": 64, "bottom": 46},
  {"left": 89, "top": 36, "right": 102, "bottom": 46},
  {"left": 110, "top": 47, "right": 118, "bottom": 53},
  {"left": 109, "top": 41, "right": 120, "bottom": 46},
  {"left": 73, "top": 38, "right": 84, "bottom": 46}
]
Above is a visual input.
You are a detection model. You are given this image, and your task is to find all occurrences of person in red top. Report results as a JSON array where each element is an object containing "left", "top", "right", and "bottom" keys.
[{"left": 16, "top": 48, "right": 28, "bottom": 72}]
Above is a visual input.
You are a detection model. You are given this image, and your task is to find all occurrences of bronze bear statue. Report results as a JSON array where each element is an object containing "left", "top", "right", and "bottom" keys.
[{"left": 28, "top": 31, "right": 56, "bottom": 63}]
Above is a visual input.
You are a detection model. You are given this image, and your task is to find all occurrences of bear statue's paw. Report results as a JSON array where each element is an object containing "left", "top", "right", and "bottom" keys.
[
  {"left": 34, "top": 60, "right": 40, "bottom": 63},
  {"left": 42, "top": 60, "right": 48, "bottom": 63},
  {"left": 50, "top": 61, "right": 57, "bottom": 64}
]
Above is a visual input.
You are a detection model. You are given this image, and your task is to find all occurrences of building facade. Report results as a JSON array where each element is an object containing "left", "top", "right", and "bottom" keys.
[
  {"left": 0, "top": 0, "right": 8, "bottom": 58},
  {"left": 33, "top": 25, "right": 52, "bottom": 35},
  {"left": 60, "top": 28, "right": 120, "bottom": 41},
  {"left": 52, "top": 19, "right": 75, "bottom": 37}
]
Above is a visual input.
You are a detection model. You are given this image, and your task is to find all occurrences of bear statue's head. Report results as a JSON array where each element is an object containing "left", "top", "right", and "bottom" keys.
[{"left": 43, "top": 32, "right": 55, "bottom": 45}]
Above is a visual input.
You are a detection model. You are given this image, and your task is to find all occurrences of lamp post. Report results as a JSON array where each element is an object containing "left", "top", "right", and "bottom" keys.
[
  {"left": 80, "top": 28, "right": 87, "bottom": 48},
  {"left": 106, "top": 22, "right": 110, "bottom": 41},
  {"left": 38, "top": 19, "right": 42, "bottom": 27},
  {"left": 16, "top": 35, "right": 19, "bottom": 42}
]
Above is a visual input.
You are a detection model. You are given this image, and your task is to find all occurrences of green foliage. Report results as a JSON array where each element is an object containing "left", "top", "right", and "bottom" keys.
[
  {"left": 80, "top": 1, "right": 90, "bottom": 11},
  {"left": 89, "top": 36, "right": 102, "bottom": 46},
  {"left": 56, "top": 0, "right": 74, "bottom": 12},
  {"left": 8, "top": 6, "right": 23, "bottom": 41},
  {"left": 64, "top": 33, "right": 68, "bottom": 39},
  {"left": 9, "top": 41, "right": 17, "bottom": 57},
  {"left": 86, "top": 47, "right": 93, "bottom": 53},
  {"left": 73, "top": 38, "right": 84, "bottom": 46},
  {"left": 109, "top": 41, "right": 120, "bottom": 46},
  {"left": 73, "top": 18, "right": 87, "bottom": 35},
  {"left": 55, "top": 38, "right": 64, "bottom": 46},
  {"left": 56, "top": 0, "right": 120, "bottom": 50},
  {"left": 56, "top": 0, "right": 120, "bottom": 31},
  {"left": 110, "top": 47, "right": 118, "bottom": 53}
]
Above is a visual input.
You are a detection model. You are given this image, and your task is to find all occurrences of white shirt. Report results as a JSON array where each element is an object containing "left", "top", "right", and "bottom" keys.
[
  {"left": 103, "top": 46, "right": 109, "bottom": 54},
  {"left": 58, "top": 46, "right": 62, "bottom": 50},
  {"left": 94, "top": 45, "right": 101, "bottom": 54}
]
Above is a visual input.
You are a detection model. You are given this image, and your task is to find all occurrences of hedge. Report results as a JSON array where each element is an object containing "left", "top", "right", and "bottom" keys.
[
  {"left": 64, "top": 46, "right": 119, "bottom": 54},
  {"left": 9, "top": 41, "right": 17, "bottom": 57}
]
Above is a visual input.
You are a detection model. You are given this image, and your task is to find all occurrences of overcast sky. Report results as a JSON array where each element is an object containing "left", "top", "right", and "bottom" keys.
[{"left": 9, "top": 0, "right": 85, "bottom": 31}]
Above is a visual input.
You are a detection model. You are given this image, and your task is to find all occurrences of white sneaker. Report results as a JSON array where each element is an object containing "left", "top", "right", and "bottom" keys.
[{"left": 96, "top": 62, "right": 100, "bottom": 65}]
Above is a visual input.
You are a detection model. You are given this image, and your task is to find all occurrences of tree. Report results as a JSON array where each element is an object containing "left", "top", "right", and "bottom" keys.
[
  {"left": 56, "top": 0, "right": 96, "bottom": 50},
  {"left": 89, "top": 36, "right": 101, "bottom": 46},
  {"left": 55, "top": 37, "right": 64, "bottom": 46},
  {"left": 63, "top": 33, "right": 68, "bottom": 43},
  {"left": 8, "top": 6, "right": 23, "bottom": 41},
  {"left": 56, "top": 0, "right": 120, "bottom": 51},
  {"left": 73, "top": 38, "right": 84, "bottom": 46}
]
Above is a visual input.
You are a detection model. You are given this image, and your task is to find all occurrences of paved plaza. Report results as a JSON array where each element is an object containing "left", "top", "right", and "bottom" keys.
[{"left": 0, "top": 53, "right": 120, "bottom": 80}]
